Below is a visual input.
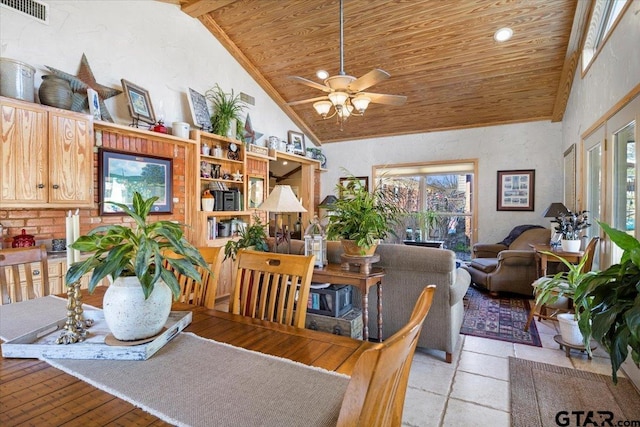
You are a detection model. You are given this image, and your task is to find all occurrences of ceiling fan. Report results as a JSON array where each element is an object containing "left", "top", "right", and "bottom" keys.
[{"left": 287, "top": 0, "right": 407, "bottom": 127}]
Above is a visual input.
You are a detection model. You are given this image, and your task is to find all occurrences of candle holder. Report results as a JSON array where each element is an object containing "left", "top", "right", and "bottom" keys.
[{"left": 56, "top": 282, "right": 94, "bottom": 344}]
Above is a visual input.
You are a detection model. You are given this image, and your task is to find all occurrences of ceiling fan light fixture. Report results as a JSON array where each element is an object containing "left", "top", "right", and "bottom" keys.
[
  {"left": 313, "top": 100, "right": 332, "bottom": 117},
  {"left": 494, "top": 27, "right": 513, "bottom": 42},
  {"left": 352, "top": 95, "right": 371, "bottom": 113},
  {"left": 328, "top": 91, "right": 349, "bottom": 107}
]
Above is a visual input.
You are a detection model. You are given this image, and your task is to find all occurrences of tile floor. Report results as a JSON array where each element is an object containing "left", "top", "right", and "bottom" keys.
[{"left": 401, "top": 317, "right": 619, "bottom": 427}]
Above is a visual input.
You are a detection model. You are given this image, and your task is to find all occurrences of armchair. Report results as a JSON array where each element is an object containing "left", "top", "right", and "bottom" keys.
[{"left": 463, "top": 226, "right": 550, "bottom": 296}]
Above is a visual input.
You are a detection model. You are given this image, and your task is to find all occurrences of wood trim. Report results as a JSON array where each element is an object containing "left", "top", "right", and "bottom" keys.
[
  {"left": 581, "top": 82, "right": 640, "bottom": 139},
  {"left": 180, "top": 0, "right": 236, "bottom": 18}
]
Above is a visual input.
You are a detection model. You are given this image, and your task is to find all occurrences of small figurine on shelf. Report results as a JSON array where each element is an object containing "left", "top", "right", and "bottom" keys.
[
  {"left": 200, "top": 161, "right": 211, "bottom": 178},
  {"left": 232, "top": 170, "right": 243, "bottom": 182},
  {"left": 151, "top": 120, "right": 167, "bottom": 134}
]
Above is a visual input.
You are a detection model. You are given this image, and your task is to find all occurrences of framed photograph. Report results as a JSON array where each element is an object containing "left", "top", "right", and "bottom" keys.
[
  {"left": 339, "top": 176, "right": 369, "bottom": 195},
  {"left": 87, "top": 88, "right": 101, "bottom": 121},
  {"left": 187, "top": 88, "right": 211, "bottom": 131},
  {"left": 497, "top": 169, "right": 535, "bottom": 211},
  {"left": 99, "top": 149, "right": 173, "bottom": 215},
  {"left": 287, "top": 130, "right": 306, "bottom": 154},
  {"left": 248, "top": 176, "right": 265, "bottom": 208},
  {"left": 121, "top": 79, "right": 156, "bottom": 124}
]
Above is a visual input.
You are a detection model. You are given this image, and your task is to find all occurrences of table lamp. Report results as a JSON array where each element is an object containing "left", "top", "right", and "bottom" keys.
[
  {"left": 543, "top": 202, "right": 569, "bottom": 244},
  {"left": 318, "top": 194, "right": 338, "bottom": 227},
  {"left": 258, "top": 185, "right": 307, "bottom": 253}
]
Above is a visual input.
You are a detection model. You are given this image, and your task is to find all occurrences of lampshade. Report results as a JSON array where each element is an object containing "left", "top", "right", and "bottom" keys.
[
  {"left": 257, "top": 185, "right": 307, "bottom": 213},
  {"left": 319, "top": 195, "right": 338, "bottom": 208},
  {"left": 328, "top": 91, "right": 349, "bottom": 107},
  {"left": 542, "top": 202, "right": 569, "bottom": 218},
  {"left": 351, "top": 95, "right": 371, "bottom": 113},
  {"left": 313, "top": 100, "right": 332, "bottom": 117}
]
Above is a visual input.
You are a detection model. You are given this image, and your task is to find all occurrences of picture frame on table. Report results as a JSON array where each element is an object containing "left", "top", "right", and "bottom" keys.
[
  {"left": 87, "top": 88, "right": 101, "bottom": 121},
  {"left": 121, "top": 79, "right": 156, "bottom": 125},
  {"left": 99, "top": 149, "right": 173, "bottom": 215},
  {"left": 187, "top": 88, "right": 211, "bottom": 131},
  {"left": 339, "top": 176, "right": 369, "bottom": 195},
  {"left": 287, "top": 130, "right": 306, "bottom": 154},
  {"left": 497, "top": 169, "right": 535, "bottom": 211}
]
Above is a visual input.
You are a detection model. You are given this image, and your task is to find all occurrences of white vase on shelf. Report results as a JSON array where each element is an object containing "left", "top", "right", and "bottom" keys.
[{"left": 561, "top": 239, "right": 581, "bottom": 252}]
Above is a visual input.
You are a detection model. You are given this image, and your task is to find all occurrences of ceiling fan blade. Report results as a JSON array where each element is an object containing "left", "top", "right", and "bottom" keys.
[
  {"left": 362, "top": 92, "right": 407, "bottom": 106},
  {"left": 287, "top": 96, "right": 329, "bottom": 106},
  {"left": 348, "top": 69, "right": 390, "bottom": 92},
  {"left": 287, "top": 76, "right": 331, "bottom": 93}
]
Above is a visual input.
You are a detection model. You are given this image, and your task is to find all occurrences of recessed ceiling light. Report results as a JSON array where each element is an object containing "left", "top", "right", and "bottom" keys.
[
  {"left": 282, "top": 161, "right": 288, "bottom": 165},
  {"left": 316, "top": 70, "right": 329, "bottom": 80},
  {"left": 494, "top": 27, "right": 513, "bottom": 42}
]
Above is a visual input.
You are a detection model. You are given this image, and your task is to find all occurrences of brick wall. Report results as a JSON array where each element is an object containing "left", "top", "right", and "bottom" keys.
[{"left": 0, "top": 129, "right": 188, "bottom": 247}]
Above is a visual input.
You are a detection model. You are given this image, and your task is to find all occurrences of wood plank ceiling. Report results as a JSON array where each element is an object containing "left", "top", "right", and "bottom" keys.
[{"left": 176, "top": 0, "right": 587, "bottom": 145}]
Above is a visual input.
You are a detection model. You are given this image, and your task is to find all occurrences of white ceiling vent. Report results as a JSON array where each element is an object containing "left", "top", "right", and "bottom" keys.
[{"left": 1, "top": 0, "right": 49, "bottom": 24}]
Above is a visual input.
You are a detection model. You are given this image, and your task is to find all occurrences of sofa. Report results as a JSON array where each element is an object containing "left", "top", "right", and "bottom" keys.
[
  {"left": 281, "top": 239, "right": 471, "bottom": 363},
  {"left": 463, "top": 226, "right": 550, "bottom": 296}
]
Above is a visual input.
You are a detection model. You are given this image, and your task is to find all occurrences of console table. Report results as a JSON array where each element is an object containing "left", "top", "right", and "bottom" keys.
[{"left": 312, "top": 264, "right": 385, "bottom": 342}]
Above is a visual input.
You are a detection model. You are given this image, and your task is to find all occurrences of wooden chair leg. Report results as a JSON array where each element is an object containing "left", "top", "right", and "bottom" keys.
[
  {"left": 524, "top": 303, "right": 539, "bottom": 332},
  {"left": 445, "top": 352, "right": 452, "bottom": 363}
]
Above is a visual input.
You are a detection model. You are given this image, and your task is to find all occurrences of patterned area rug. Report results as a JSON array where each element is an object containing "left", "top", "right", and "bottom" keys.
[{"left": 461, "top": 285, "right": 542, "bottom": 347}]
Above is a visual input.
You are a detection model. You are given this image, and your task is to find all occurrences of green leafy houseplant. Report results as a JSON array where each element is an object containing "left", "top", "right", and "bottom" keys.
[
  {"left": 552, "top": 210, "right": 591, "bottom": 240},
  {"left": 65, "top": 192, "right": 209, "bottom": 300},
  {"left": 205, "top": 83, "right": 246, "bottom": 138},
  {"left": 576, "top": 222, "right": 640, "bottom": 383},
  {"left": 224, "top": 215, "right": 269, "bottom": 261},
  {"left": 326, "top": 175, "right": 404, "bottom": 253}
]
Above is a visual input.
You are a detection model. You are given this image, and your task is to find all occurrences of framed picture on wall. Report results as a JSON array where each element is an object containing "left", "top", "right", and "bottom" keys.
[
  {"left": 99, "top": 149, "right": 173, "bottom": 214},
  {"left": 287, "top": 130, "right": 306, "bottom": 154},
  {"left": 339, "top": 176, "right": 369, "bottom": 195},
  {"left": 497, "top": 169, "right": 535, "bottom": 211}
]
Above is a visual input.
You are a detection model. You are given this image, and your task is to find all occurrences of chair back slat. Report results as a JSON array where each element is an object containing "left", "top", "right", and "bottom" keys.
[
  {"left": 581, "top": 237, "right": 599, "bottom": 273},
  {"left": 164, "top": 246, "right": 223, "bottom": 309},
  {"left": 0, "top": 245, "right": 49, "bottom": 305},
  {"left": 231, "top": 250, "right": 315, "bottom": 328},
  {"left": 337, "top": 285, "right": 436, "bottom": 427}
]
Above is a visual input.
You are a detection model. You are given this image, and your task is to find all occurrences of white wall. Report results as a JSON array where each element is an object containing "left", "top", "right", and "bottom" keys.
[
  {"left": 0, "top": 0, "right": 300, "bottom": 140},
  {"left": 319, "top": 121, "right": 564, "bottom": 244}
]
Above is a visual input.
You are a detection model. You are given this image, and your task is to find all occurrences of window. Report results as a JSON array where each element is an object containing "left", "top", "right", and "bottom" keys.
[
  {"left": 374, "top": 160, "right": 477, "bottom": 260},
  {"left": 582, "top": 0, "right": 629, "bottom": 73}
]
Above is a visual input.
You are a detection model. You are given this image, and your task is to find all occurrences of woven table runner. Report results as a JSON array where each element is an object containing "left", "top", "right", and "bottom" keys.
[{"left": 0, "top": 298, "right": 349, "bottom": 427}]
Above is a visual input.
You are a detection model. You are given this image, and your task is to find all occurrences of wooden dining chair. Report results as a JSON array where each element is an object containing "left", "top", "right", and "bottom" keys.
[
  {"left": 524, "top": 236, "right": 599, "bottom": 331},
  {"left": 230, "top": 250, "right": 315, "bottom": 328},
  {"left": 336, "top": 285, "right": 436, "bottom": 427},
  {"left": 164, "top": 246, "right": 224, "bottom": 309},
  {"left": 0, "top": 245, "right": 50, "bottom": 305}
]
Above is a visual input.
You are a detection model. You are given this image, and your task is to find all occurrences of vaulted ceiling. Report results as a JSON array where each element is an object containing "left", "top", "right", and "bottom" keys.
[{"left": 173, "top": 0, "right": 590, "bottom": 145}]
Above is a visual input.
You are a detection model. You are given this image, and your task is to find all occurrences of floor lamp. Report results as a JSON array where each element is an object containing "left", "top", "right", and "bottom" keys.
[{"left": 258, "top": 185, "right": 307, "bottom": 253}]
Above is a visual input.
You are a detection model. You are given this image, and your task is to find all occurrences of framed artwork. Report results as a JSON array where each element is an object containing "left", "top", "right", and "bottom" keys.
[
  {"left": 99, "top": 149, "right": 173, "bottom": 215},
  {"left": 287, "top": 130, "right": 306, "bottom": 154},
  {"left": 563, "top": 144, "right": 576, "bottom": 211},
  {"left": 121, "top": 79, "right": 156, "bottom": 124},
  {"left": 87, "top": 88, "right": 101, "bottom": 121},
  {"left": 497, "top": 169, "right": 535, "bottom": 211},
  {"left": 339, "top": 176, "right": 369, "bottom": 195},
  {"left": 187, "top": 88, "right": 211, "bottom": 131},
  {"left": 248, "top": 176, "right": 265, "bottom": 208}
]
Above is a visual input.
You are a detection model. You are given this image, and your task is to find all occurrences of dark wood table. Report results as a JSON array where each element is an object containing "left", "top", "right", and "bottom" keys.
[
  {"left": 312, "top": 263, "right": 385, "bottom": 342},
  {"left": 530, "top": 243, "right": 584, "bottom": 276},
  {"left": 0, "top": 287, "right": 372, "bottom": 426}
]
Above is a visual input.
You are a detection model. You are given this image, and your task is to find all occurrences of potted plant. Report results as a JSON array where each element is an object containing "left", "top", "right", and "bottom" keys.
[
  {"left": 65, "top": 192, "right": 209, "bottom": 341},
  {"left": 576, "top": 222, "right": 640, "bottom": 383},
  {"left": 326, "top": 175, "right": 404, "bottom": 255},
  {"left": 205, "top": 83, "right": 246, "bottom": 139},
  {"left": 533, "top": 251, "right": 597, "bottom": 347},
  {"left": 552, "top": 210, "right": 590, "bottom": 252},
  {"left": 224, "top": 215, "right": 269, "bottom": 261}
]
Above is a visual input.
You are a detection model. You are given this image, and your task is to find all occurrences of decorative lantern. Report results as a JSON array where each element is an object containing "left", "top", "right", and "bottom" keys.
[{"left": 304, "top": 216, "right": 327, "bottom": 268}]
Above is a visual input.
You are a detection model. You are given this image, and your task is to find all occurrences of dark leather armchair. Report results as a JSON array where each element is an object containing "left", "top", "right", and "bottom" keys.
[{"left": 463, "top": 226, "right": 550, "bottom": 296}]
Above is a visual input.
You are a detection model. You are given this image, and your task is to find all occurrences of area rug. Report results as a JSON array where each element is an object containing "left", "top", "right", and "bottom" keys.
[
  {"left": 510, "top": 357, "right": 640, "bottom": 427},
  {"left": 461, "top": 285, "right": 541, "bottom": 347}
]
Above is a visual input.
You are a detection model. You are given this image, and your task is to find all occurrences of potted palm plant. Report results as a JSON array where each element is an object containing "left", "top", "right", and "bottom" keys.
[
  {"left": 326, "top": 175, "right": 404, "bottom": 255},
  {"left": 65, "top": 192, "right": 209, "bottom": 341},
  {"left": 576, "top": 222, "right": 640, "bottom": 383},
  {"left": 205, "top": 83, "right": 246, "bottom": 139}
]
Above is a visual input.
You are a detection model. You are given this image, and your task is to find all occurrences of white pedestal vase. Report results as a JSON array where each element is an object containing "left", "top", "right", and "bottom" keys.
[
  {"left": 557, "top": 313, "right": 584, "bottom": 346},
  {"left": 103, "top": 276, "right": 172, "bottom": 341},
  {"left": 561, "top": 239, "right": 581, "bottom": 252}
]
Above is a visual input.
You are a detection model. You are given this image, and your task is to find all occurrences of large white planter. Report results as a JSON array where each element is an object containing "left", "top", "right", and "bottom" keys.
[
  {"left": 561, "top": 239, "right": 581, "bottom": 252},
  {"left": 103, "top": 276, "right": 172, "bottom": 341},
  {"left": 557, "top": 313, "right": 584, "bottom": 346}
]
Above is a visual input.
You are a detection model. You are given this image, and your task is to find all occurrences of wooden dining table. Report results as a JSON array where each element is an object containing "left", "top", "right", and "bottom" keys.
[{"left": 0, "top": 287, "right": 372, "bottom": 426}]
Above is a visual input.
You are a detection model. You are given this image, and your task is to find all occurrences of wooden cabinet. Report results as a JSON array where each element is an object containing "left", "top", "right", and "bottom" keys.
[{"left": 0, "top": 96, "right": 93, "bottom": 208}]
